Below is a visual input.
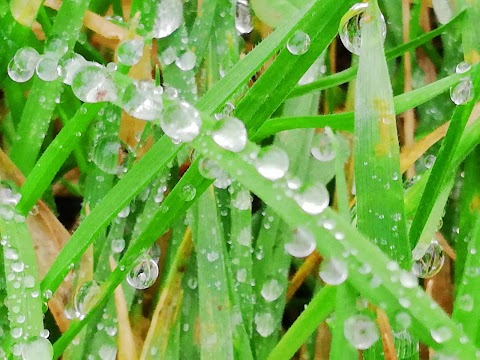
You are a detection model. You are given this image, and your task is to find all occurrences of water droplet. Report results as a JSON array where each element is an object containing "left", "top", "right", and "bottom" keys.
[
  {"left": 236, "top": 268, "right": 247, "bottom": 282},
  {"left": 21, "top": 337, "right": 53, "bottom": 360},
  {"left": 122, "top": 80, "right": 163, "bottom": 121},
  {"left": 399, "top": 271, "right": 418, "bottom": 288},
  {"left": 255, "top": 146, "right": 289, "bottom": 180},
  {"left": 456, "top": 62, "right": 471, "bottom": 74},
  {"left": 235, "top": 0, "right": 253, "bottom": 34},
  {"left": 295, "top": 183, "right": 330, "bottom": 215},
  {"left": 8, "top": 47, "right": 40, "bottom": 83},
  {"left": 59, "top": 53, "right": 87, "bottom": 85},
  {"left": 212, "top": 117, "right": 247, "bottom": 152},
  {"left": 412, "top": 241, "right": 445, "bottom": 278},
  {"left": 339, "top": 3, "right": 387, "bottom": 55},
  {"left": 117, "top": 205, "right": 130, "bottom": 218},
  {"left": 159, "top": 46, "right": 178, "bottom": 65},
  {"left": 74, "top": 280, "right": 102, "bottom": 317},
  {"left": 117, "top": 38, "right": 144, "bottom": 66},
  {"left": 45, "top": 37, "right": 68, "bottom": 57},
  {"left": 232, "top": 188, "right": 251, "bottom": 210},
  {"left": 153, "top": 0, "right": 183, "bottom": 39},
  {"left": 254, "top": 312, "right": 275, "bottom": 337},
  {"left": 344, "top": 315, "right": 379, "bottom": 350},
  {"left": 91, "top": 134, "right": 120, "bottom": 174},
  {"left": 36, "top": 54, "right": 60, "bottom": 81},
  {"left": 457, "top": 294, "right": 473, "bottom": 312},
  {"left": 127, "top": 258, "right": 159, "bottom": 289},
  {"left": 285, "top": 227, "right": 316, "bottom": 258},
  {"left": 175, "top": 51, "right": 196, "bottom": 71},
  {"left": 111, "top": 239, "right": 126, "bottom": 253},
  {"left": 431, "top": 326, "right": 452, "bottom": 343},
  {"left": 450, "top": 77, "right": 473, "bottom": 105},
  {"left": 161, "top": 100, "right": 201, "bottom": 143},
  {"left": 198, "top": 158, "right": 232, "bottom": 189},
  {"left": 286, "top": 31, "right": 310, "bottom": 55},
  {"left": 181, "top": 185, "right": 196, "bottom": 201},
  {"left": 72, "top": 65, "right": 118, "bottom": 103},
  {"left": 311, "top": 131, "right": 335, "bottom": 162},
  {"left": 432, "top": 0, "right": 453, "bottom": 24},
  {"left": 319, "top": 258, "right": 348, "bottom": 285},
  {"left": 261, "top": 279, "right": 283, "bottom": 302}
]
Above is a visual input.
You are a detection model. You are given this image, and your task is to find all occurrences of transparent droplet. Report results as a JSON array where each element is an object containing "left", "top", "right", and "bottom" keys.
[
  {"left": 72, "top": 65, "right": 118, "bottom": 103},
  {"left": 450, "top": 78, "right": 474, "bottom": 105},
  {"left": 175, "top": 51, "right": 196, "bottom": 71},
  {"left": 235, "top": 0, "right": 253, "bottom": 34},
  {"left": 21, "top": 337, "right": 53, "bottom": 360},
  {"left": 261, "top": 279, "right": 283, "bottom": 302},
  {"left": 117, "top": 205, "right": 130, "bottom": 218},
  {"left": 457, "top": 294, "right": 473, "bottom": 312},
  {"left": 149, "top": 243, "right": 161, "bottom": 263},
  {"left": 161, "top": 100, "right": 201, "bottom": 143},
  {"left": 339, "top": 3, "right": 387, "bottom": 55},
  {"left": 432, "top": 0, "right": 453, "bottom": 24},
  {"left": 0, "top": 188, "right": 22, "bottom": 206},
  {"left": 255, "top": 146, "right": 289, "bottom": 180},
  {"left": 74, "top": 280, "right": 102, "bottom": 317},
  {"left": 117, "top": 38, "right": 144, "bottom": 66},
  {"left": 399, "top": 271, "right": 418, "bottom": 288},
  {"left": 319, "top": 258, "right": 348, "bottom": 285},
  {"left": 212, "top": 117, "right": 247, "bottom": 152},
  {"left": 286, "top": 31, "right": 310, "bottom": 55},
  {"left": 311, "top": 132, "right": 335, "bottom": 162},
  {"left": 159, "top": 46, "right": 178, "bottom": 65},
  {"left": 456, "top": 62, "right": 471, "bottom": 74},
  {"left": 45, "top": 37, "right": 68, "bottom": 57},
  {"left": 231, "top": 188, "right": 251, "bottom": 210},
  {"left": 7, "top": 47, "right": 40, "bottom": 83},
  {"left": 344, "top": 315, "right": 379, "bottom": 350},
  {"left": 285, "top": 227, "right": 316, "bottom": 258},
  {"left": 122, "top": 80, "right": 163, "bottom": 121},
  {"left": 182, "top": 185, "right": 196, "bottom": 201},
  {"left": 36, "top": 54, "right": 60, "bottom": 81},
  {"left": 424, "top": 155, "right": 436, "bottom": 169},
  {"left": 153, "top": 0, "right": 183, "bottom": 39},
  {"left": 294, "top": 183, "right": 330, "bottom": 215},
  {"left": 126, "top": 258, "right": 159, "bottom": 289},
  {"left": 412, "top": 241, "right": 445, "bottom": 278},
  {"left": 111, "top": 238, "right": 126, "bottom": 254},
  {"left": 59, "top": 53, "right": 87, "bottom": 85},
  {"left": 254, "top": 312, "right": 275, "bottom": 337},
  {"left": 431, "top": 326, "right": 452, "bottom": 343},
  {"left": 198, "top": 158, "right": 232, "bottom": 189},
  {"left": 91, "top": 134, "right": 120, "bottom": 174}
]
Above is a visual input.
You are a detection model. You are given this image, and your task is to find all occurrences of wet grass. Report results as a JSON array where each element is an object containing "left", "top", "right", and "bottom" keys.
[{"left": 0, "top": 0, "right": 480, "bottom": 359}]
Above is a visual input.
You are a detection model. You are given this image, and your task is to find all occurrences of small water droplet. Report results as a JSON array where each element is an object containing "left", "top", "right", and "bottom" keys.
[
  {"left": 456, "top": 62, "right": 471, "bottom": 74},
  {"left": 161, "top": 100, "right": 201, "bottom": 143},
  {"left": 153, "top": 0, "right": 183, "bottom": 38},
  {"left": 91, "top": 134, "right": 120, "bottom": 174},
  {"left": 181, "top": 185, "right": 196, "bottom": 201},
  {"left": 59, "top": 53, "right": 87, "bottom": 85},
  {"left": 255, "top": 146, "right": 289, "bottom": 180},
  {"left": 412, "top": 241, "right": 445, "bottom": 278},
  {"left": 231, "top": 188, "right": 251, "bottom": 210},
  {"left": 72, "top": 65, "right": 118, "bottom": 103},
  {"left": 74, "top": 280, "right": 102, "bottom": 317},
  {"left": 311, "top": 131, "right": 336, "bottom": 162},
  {"left": 111, "top": 239, "right": 126, "bottom": 254},
  {"left": 122, "top": 80, "right": 163, "bottom": 121},
  {"left": 175, "top": 51, "right": 196, "bottom": 71},
  {"left": 319, "top": 258, "right": 348, "bottom": 285},
  {"left": 284, "top": 227, "right": 316, "bottom": 258},
  {"left": 117, "top": 38, "right": 144, "bottom": 66},
  {"left": 295, "top": 183, "right": 330, "bottom": 215},
  {"left": 432, "top": 0, "right": 453, "bottom": 24},
  {"left": 339, "top": 3, "right": 387, "bottom": 55},
  {"left": 457, "top": 294, "right": 473, "bottom": 312},
  {"left": 254, "top": 312, "right": 275, "bottom": 337},
  {"left": 127, "top": 258, "right": 159, "bottom": 289},
  {"left": 399, "top": 271, "right": 418, "bottom": 288},
  {"left": 286, "top": 31, "right": 310, "bottom": 55},
  {"left": 198, "top": 158, "right": 232, "bottom": 189},
  {"left": 117, "top": 205, "right": 130, "bottom": 218},
  {"left": 450, "top": 77, "right": 474, "bottom": 105},
  {"left": 344, "top": 315, "right": 379, "bottom": 350},
  {"left": 261, "top": 279, "right": 283, "bottom": 302},
  {"left": 235, "top": 0, "right": 253, "bottom": 34},
  {"left": 36, "top": 54, "right": 60, "bottom": 81},
  {"left": 431, "top": 326, "right": 452, "bottom": 343},
  {"left": 212, "top": 117, "right": 247, "bottom": 152},
  {"left": 8, "top": 47, "right": 40, "bottom": 83}
]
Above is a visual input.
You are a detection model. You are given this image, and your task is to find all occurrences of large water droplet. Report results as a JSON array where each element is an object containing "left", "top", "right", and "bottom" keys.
[
  {"left": 286, "top": 31, "right": 310, "bottom": 55},
  {"left": 117, "top": 38, "right": 144, "bottom": 66},
  {"left": 311, "top": 131, "right": 335, "bottom": 162},
  {"left": 74, "top": 280, "right": 102, "bottom": 317},
  {"left": 212, "top": 117, "right": 247, "bottom": 152},
  {"left": 339, "top": 3, "right": 386, "bottom": 55},
  {"left": 294, "top": 183, "right": 330, "bottom": 215},
  {"left": 72, "top": 65, "right": 118, "bottom": 103},
  {"left": 450, "top": 78, "right": 473, "bottom": 105},
  {"left": 59, "top": 53, "right": 87, "bottom": 85},
  {"left": 127, "top": 258, "right": 159, "bottom": 289},
  {"left": 235, "top": 0, "right": 253, "bottom": 34},
  {"left": 21, "top": 337, "right": 53, "bottom": 360},
  {"left": 122, "top": 80, "right": 163, "bottom": 121},
  {"left": 255, "top": 146, "right": 289, "bottom": 180},
  {"left": 261, "top": 279, "right": 283, "bottom": 302},
  {"left": 175, "top": 51, "right": 196, "bottom": 71},
  {"left": 412, "top": 241, "right": 444, "bottom": 278},
  {"left": 91, "top": 134, "right": 120, "bottom": 174},
  {"left": 254, "top": 312, "right": 275, "bottom": 337},
  {"left": 161, "top": 100, "right": 201, "bottom": 143},
  {"left": 344, "top": 315, "right": 379, "bottom": 350},
  {"left": 284, "top": 227, "right": 316, "bottom": 258},
  {"left": 319, "top": 258, "right": 348, "bottom": 285},
  {"left": 153, "top": 0, "right": 183, "bottom": 39},
  {"left": 432, "top": 0, "right": 453, "bottom": 24},
  {"left": 36, "top": 54, "right": 60, "bottom": 81},
  {"left": 8, "top": 47, "right": 40, "bottom": 83}
]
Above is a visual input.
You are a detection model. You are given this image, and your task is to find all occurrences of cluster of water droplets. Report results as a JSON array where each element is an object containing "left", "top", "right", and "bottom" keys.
[
  {"left": 450, "top": 62, "right": 474, "bottom": 105},
  {"left": 339, "top": 3, "right": 387, "bottom": 55}
]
